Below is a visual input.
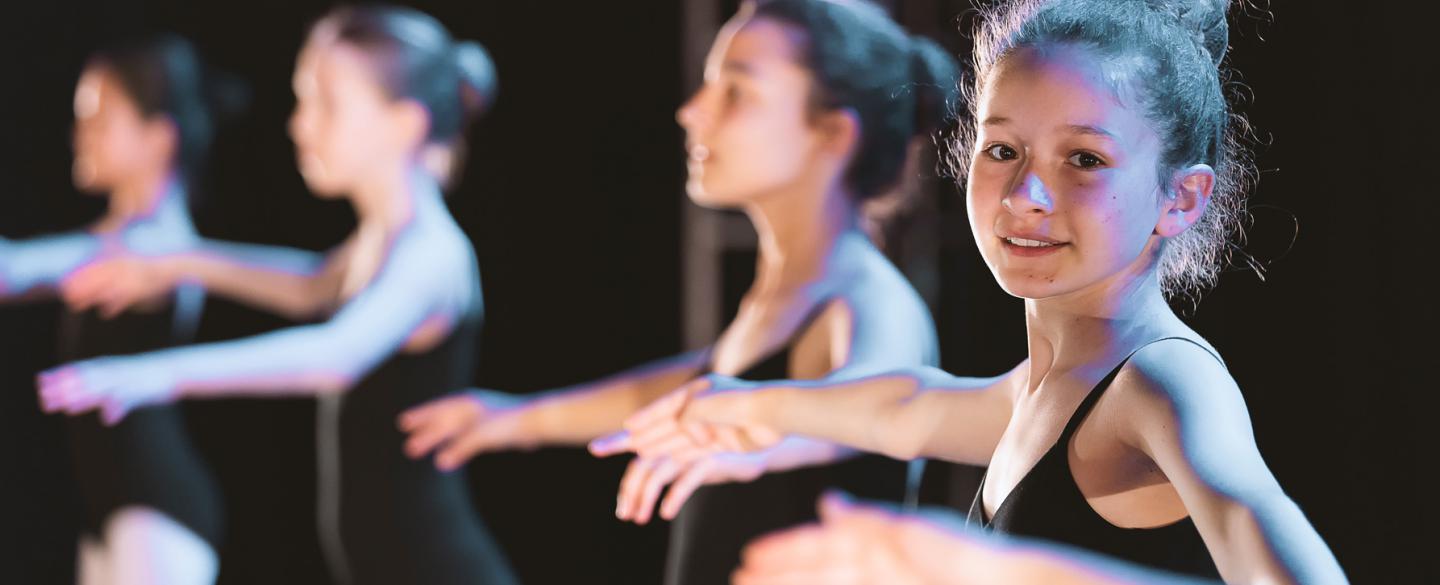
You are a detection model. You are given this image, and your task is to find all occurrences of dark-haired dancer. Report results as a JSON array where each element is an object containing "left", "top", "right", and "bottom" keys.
[
  {"left": 401, "top": 1, "right": 963, "bottom": 583},
  {"left": 611, "top": 0, "right": 1347, "bottom": 583},
  {"left": 40, "top": 6, "right": 515, "bottom": 584},
  {"left": 0, "top": 35, "right": 232, "bottom": 585}
]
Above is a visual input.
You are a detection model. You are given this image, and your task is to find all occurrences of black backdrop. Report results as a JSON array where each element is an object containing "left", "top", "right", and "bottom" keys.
[{"left": 1, "top": 1, "right": 1430, "bottom": 584}]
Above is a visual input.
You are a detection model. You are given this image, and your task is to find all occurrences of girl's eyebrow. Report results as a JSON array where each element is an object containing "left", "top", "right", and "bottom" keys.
[
  {"left": 722, "top": 59, "right": 758, "bottom": 77},
  {"left": 981, "top": 117, "right": 1117, "bottom": 143},
  {"left": 1064, "top": 124, "right": 1117, "bottom": 139}
]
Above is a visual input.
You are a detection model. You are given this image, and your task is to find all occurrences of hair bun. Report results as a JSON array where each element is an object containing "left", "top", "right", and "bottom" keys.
[
  {"left": 454, "top": 40, "right": 498, "bottom": 119},
  {"left": 1149, "top": 0, "right": 1229, "bottom": 67}
]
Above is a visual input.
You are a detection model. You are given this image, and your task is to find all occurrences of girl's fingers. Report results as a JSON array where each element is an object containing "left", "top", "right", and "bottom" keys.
[
  {"left": 659, "top": 457, "right": 718, "bottom": 520},
  {"left": 403, "top": 417, "right": 465, "bottom": 459},
  {"left": 434, "top": 423, "right": 509, "bottom": 471},
  {"left": 628, "top": 457, "right": 681, "bottom": 525},
  {"left": 100, "top": 400, "right": 131, "bottom": 426},
  {"left": 616, "top": 456, "right": 660, "bottom": 520},
  {"left": 588, "top": 431, "right": 633, "bottom": 458}
]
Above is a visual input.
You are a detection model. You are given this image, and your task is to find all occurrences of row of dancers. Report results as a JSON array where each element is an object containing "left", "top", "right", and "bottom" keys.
[{"left": 0, "top": 0, "right": 1347, "bottom": 584}]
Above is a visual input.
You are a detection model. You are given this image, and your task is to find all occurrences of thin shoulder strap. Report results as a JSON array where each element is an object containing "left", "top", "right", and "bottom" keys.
[{"left": 1060, "top": 336, "right": 1222, "bottom": 438}]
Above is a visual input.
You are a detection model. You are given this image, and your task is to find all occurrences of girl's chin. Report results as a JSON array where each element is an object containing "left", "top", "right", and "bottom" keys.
[
  {"left": 305, "top": 183, "right": 348, "bottom": 199},
  {"left": 993, "top": 274, "right": 1078, "bottom": 301},
  {"left": 72, "top": 158, "right": 100, "bottom": 190},
  {"left": 298, "top": 162, "right": 347, "bottom": 197},
  {"left": 684, "top": 183, "right": 744, "bottom": 209}
]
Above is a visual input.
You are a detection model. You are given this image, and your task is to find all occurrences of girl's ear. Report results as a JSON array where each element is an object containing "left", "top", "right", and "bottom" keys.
[{"left": 1155, "top": 163, "right": 1215, "bottom": 237}]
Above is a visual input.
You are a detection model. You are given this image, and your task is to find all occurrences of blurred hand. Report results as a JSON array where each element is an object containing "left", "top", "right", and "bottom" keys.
[
  {"left": 736, "top": 493, "right": 1132, "bottom": 585},
  {"left": 37, "top": 357, "right": 178, "bottom": 425},
  {"left": 613, "top": 450, "right": 767, "bottom": 525},
  {"left": 399, "top": 389, "right": 534, "bottom": 471},
  {"left": 61, "top": 254, "right": 177, "bottom": 318},
  {"left": 734, "top": 493, "right": 979, "bottom": 585},
  {"left": 589, "top": 374, "right": 783, "bottom": 462}
]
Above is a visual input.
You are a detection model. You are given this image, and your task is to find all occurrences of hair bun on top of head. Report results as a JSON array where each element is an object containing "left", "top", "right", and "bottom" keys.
[
  {"left": 453, "top": 40, "right": 497, "bottom": 120},
  {"left": 906, "top": 35, "right": 961, "bottom": 139},
  {"left": 1147, "top": 0, "right": 1230, "bottom": 67}
]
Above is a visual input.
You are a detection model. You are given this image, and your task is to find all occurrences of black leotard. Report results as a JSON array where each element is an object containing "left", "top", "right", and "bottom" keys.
[
  {"left": 317, "top": 310, "right": 517, "bottom": 585},
  {"left": 58, "top": 294, "right": 225, "bottom": 549},
  {"left": 665, "top": 305, "right": 910, "bottom": 585},
  {"left": 967, "top": 337, "right": 1223, "bottom": 579}
]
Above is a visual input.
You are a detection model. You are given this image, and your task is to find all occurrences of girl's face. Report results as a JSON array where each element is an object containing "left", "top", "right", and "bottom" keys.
[
  {"left": 288, "top": 37, "right": 412, "bottom": 198},
  {"left": 967, "top": 44, "right": 1198, "bottom": 301},
  {"left": 71, "top": 67, "right": 173, "bottom": 193},
  {"left": 676, "top": 17, "right": 833, "bottom": 207}
]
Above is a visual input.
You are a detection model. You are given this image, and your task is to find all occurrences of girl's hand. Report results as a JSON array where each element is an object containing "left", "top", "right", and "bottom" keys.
[
  {"left": 736, "top": 493, "right": 1154, "bottom": 585},
  {"left": 736, "top": 493, "right": 991, "bottom": 585},
  {"left": 38, "top": 357, "right": 179, "bottom": 425},
  {"left": 589, "top": 374, "right": 783, "bottom": 461},
  {"left": 61, "top": 254, "right": 178, "bottom": 318},
  {"left": 399, "top": 389, "right": 535, "bottom": 471},
  {"left": 613, "top": 450, "right": 768, "bottom": 525}
]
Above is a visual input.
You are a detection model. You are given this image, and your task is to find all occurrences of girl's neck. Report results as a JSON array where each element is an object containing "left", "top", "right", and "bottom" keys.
[
  {"left": 350, "top": 163, "right": 439, "bottom": 234},
  {"left": 745, "top": 177, "right": 864, "bottom": 301},
  {"left": 100, "top": 170, "right": 183, "bottom": 231},
  {"left": 1022, "top": 262, "right": 1180, "bottom": 391}
]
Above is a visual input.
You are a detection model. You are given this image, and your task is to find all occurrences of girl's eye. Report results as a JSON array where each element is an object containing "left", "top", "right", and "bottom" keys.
[
  {"left": 1067, "top": 151, "right": 1106, "bottom": 169},
  {"left": 983, "top": 144, "right": 1017, "bottom": 161},
  {"left": 724, "top": 84, "right": 742, "bottom": 105}
]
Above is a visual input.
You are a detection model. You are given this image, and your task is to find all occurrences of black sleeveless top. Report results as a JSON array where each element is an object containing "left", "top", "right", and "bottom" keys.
[
  {"left": 317, "top": 311, "right": 517, "bottom": 585},
  {"left": 966, "top": 337, "right": 1222, "bottom": 579},
  {"left": 58, "top": 298, "right": 225, "bottom": 549},
  {"left": 665, "top": 304, "right": 910, "bottom": 585}
]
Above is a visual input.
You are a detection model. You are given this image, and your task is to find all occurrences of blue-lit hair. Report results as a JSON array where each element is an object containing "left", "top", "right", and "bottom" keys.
[{"left": 953, "top": 0, "right": 1256, "bottom": 298}]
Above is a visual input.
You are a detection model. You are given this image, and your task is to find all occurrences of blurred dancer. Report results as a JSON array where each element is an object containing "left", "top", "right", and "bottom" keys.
[
  {"left": 401, "top": 1, "right": 960, "bottom": 583},
  {"left": 0, "top": 34, "right": 234, "bottom": 585},
  {"left": 40, "top": 6, "right": 516, "bottom": 584}
]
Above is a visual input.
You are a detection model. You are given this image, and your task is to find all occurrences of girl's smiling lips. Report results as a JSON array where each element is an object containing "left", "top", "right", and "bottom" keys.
[{"left": 997, "top": 229, "right": 1069, "bottom": 257}]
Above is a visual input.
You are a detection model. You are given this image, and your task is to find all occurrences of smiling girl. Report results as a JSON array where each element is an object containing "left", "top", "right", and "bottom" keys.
[{"left": 609, "top": 0, "right": 1347, "bottom": 582}]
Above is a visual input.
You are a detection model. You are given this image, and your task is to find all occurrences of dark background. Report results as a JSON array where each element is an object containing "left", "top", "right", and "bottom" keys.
[{"left": 1, "top": 1, "right": 1430, "bottom": 584}]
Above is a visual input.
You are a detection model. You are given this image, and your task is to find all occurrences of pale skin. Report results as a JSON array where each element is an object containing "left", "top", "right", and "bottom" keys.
[
  {"left": 0, "top": 66, "right": 218, "bottom": 585},
  {"left": 398, "top": 12, "right": 940, "bottom": 524},
  {"left": 39, "top": 32, "right": 475, "bottom": 424},
  {"left": 604, "top": 44, "right": 1347, "bottom": 584}
]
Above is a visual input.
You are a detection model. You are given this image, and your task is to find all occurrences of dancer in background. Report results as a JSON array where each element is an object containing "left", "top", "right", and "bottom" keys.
[
  {"left": 606, "top": 0, "right": 1348, "bottom": 582},
  {"left": 0, "top": 34, "right": 235, "bottom": 585},
  {"left": 401, "top": 1, "right": 960, "bottom": 583},
  {"left": 41, "top": 6, "right": 516, "bottom": 584}
]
